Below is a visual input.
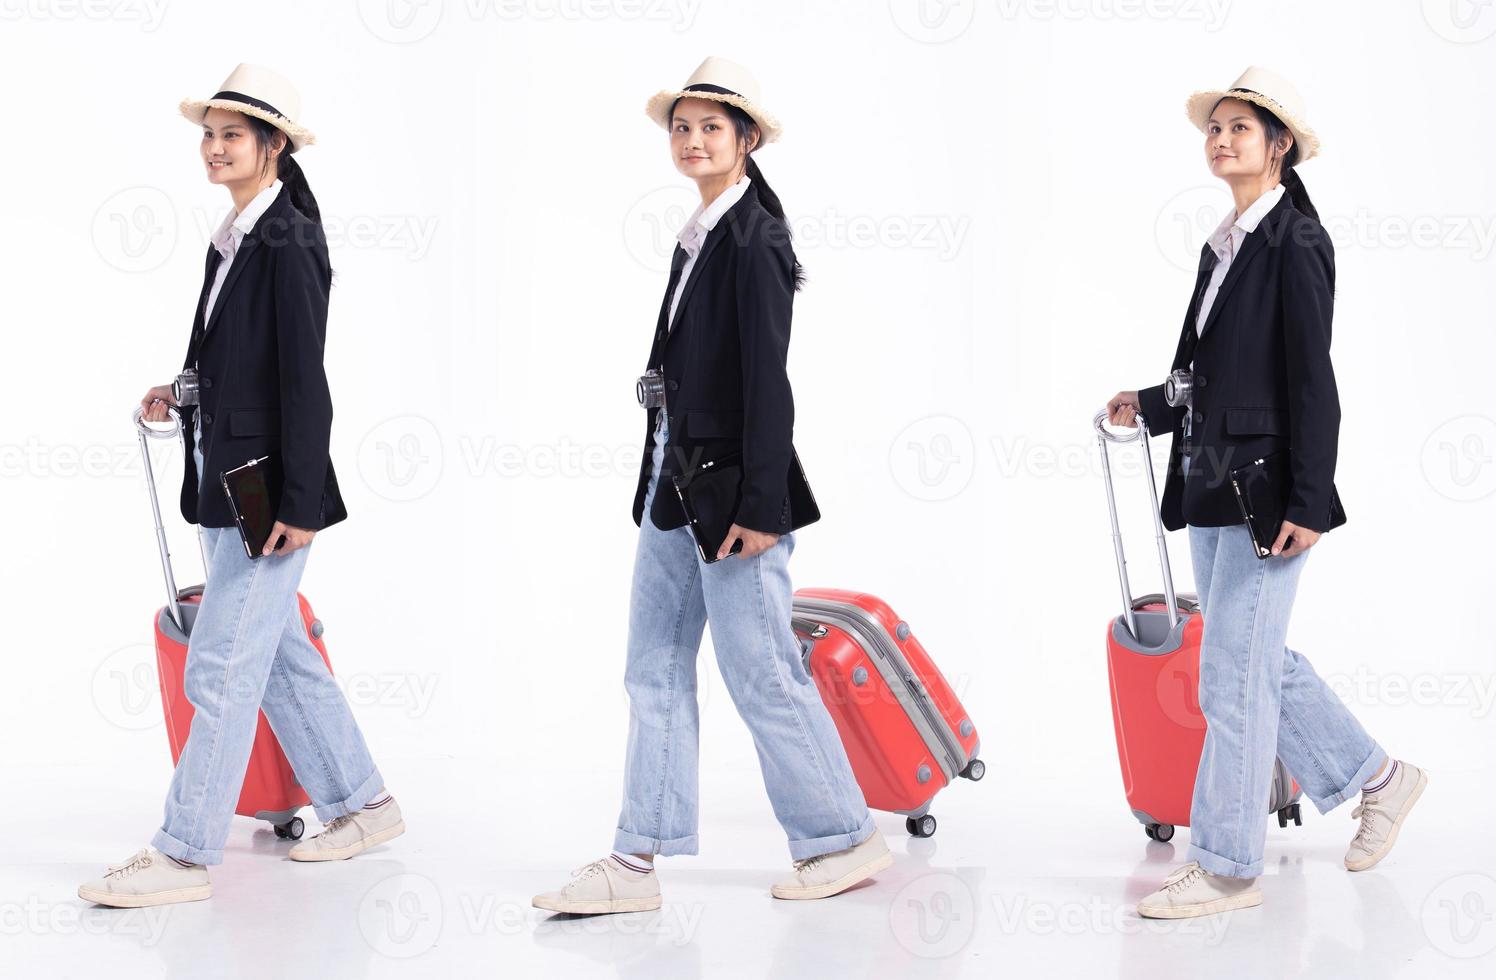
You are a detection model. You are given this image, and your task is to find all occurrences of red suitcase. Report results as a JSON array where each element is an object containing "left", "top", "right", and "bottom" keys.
[
  {"left": 1095, "top": 410, "right": 1302, "bottom": 844},
  {"left": 791, "top": 588, "right": 983, "bottom": 838},
  {"left": 136, "top": 405, "right": 331, "bottom": 841}
]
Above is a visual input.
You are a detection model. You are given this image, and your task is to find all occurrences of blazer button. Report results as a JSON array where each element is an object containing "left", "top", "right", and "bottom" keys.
[
  {"left": 1192, "top": 411, "right": 1203, "bottom": 423},
  {"left": 1196, "top": 374, "right": 1207, "bottom": 387},
  {"left": 667, "top": 380, "right": 679, "bottom": 391},
  {"left": 202, "top": 412, "right": 214, "bottom": 426}
]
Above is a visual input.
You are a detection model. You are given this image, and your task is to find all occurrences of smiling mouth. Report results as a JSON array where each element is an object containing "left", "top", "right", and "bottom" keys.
[{"left": 208, "top": 161, "right": 231, "bottom": 168}]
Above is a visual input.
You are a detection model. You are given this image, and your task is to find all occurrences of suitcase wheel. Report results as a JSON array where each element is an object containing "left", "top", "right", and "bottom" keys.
[
  {"left": 1145, "top": 823, "right": 1175, "bottom": 843},
  {"left": 905, "top": 814, "right": 938, "bottom": 838},
  {"left": 273, "top": 817, "right": 305, "bottom": 840},
  {"left": 1276, "top": 803, "right": 1302, "bottom": 829},
  {"left": 960, "top": 759, "right": 985, "bottom": 782}
]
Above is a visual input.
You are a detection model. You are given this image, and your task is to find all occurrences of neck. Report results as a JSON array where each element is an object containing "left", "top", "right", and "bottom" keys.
[
  {"left": 695, "top": 167, "right": 743, "bottom": 209},
  {"left": 229, "top": 174, "right": 277, "bottom": 215},
  {"left": 1227, "top": 174, "right": 1279, "bottom": 218}
]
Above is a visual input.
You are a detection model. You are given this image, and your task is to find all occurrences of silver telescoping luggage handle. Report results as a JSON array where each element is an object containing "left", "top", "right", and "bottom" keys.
[
  {"left": 1093, "top": 409, "right": 1179, "bottom": 642},
  {"left": 134, "top": 405, "right": 207, "bottom": 633}
]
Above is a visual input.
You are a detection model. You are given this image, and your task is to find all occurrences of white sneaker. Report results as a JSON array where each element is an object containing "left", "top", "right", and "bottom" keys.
[
  {"left": 532, "top": 855, "right": 662, "bottom": 914},
  {"left": 771, "top": 829, "right": 894, "bottom": 900},
  {"left": 1345, "top": 760, "right": 1427, "bottom": 872},
  {"left": 78, "top": 848, "right": 212, "bottom": 908},
  {"left": 289, "top": 793, "right": 405, "bottom": 862},
  {"left": 1136, "top": 862, "right": 1262, "bottom": 919}
]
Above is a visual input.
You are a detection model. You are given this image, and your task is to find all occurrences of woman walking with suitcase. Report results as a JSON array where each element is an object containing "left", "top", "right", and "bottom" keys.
[
  {"left": 532, "top": 57, "right": 890, "bottom": 915},
  {"left": 1106, "top": 67, "right": 1425, "bottom": 919},
  {"left": 80, "top": 65, "right": 403, "bottom": 908}
]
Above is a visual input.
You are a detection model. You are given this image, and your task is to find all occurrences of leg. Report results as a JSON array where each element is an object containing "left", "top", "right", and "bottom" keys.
[
  {"left": 613, "top": 418, "right": 710, "bottom": 857},
  {"left": 698, "top": 529, "right": 875, "bottom": 862},
  {"left": 258, "top": 591, "right": 385, "bottom": 822},
  {"left": 151, "top": 525, "right": 312, "bottom": 865},
  {"left": 1185, "top": 523, "right": 1305, "bottom": 879},
  {"left": 1273, "top": 645, "right": 1386, "bottom": 813}
]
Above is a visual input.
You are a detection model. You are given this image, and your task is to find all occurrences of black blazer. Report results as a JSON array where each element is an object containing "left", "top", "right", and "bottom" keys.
[
  {"left": 632, "top": 182, "right": 801, "bottom": 534},
  {"left": 179, "top": 184, "right": 347, "bottom": 531},
  {"left": 1137, "top": 192, "right": 1345, "bottom": 533}
]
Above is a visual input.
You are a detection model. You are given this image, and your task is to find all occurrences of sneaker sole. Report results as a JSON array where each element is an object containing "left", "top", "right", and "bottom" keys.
[
  {"left": 289, "top": 820, "right": 406, "bottom": 862},
  {"left": 1345, "top": 769, "right": 1428, "bottom": 872},
  {"left": 531, "top": 894, "right": 663, "bottom": 915},
  {"left": 1137, "top": 889, "right": 1262, "bottom": 919},
  {"left": 770, "top": 849, "right": 895, "bottom": 901},
  {"left": 77, "top": 883, "right": 212, "bottom": 908}
]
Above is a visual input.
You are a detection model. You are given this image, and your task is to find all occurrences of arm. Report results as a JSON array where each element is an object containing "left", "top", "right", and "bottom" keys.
[
  {"left": 1280, "top": 223, "right": 1340, "bottom": 532},
  {"left": 272, "top": 232, "right": 334, "bottom": 530},
  {"left": 732, "top": 222, "right": 796, "bottom": 534}
]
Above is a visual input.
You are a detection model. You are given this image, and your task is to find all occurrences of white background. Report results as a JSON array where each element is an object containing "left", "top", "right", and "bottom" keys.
[{"left": 3, "top": 0, "right": 1494, "bottom": 976}]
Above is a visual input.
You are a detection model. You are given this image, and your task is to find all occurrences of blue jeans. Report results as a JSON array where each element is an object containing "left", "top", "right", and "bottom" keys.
[
  {"left": 153, "top": 442, "right": 384, "bottom": 865},
  {"left": 1184, "top": 518, "right": 1387, "bottom": 878},
  {"left": 614, "top": 413, "right": 875, "bottom": 862}
]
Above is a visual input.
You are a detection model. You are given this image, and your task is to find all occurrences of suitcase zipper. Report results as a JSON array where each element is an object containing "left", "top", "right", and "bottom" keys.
[{"left": 793, "top": 598, "right": 967, "bottom": 781}]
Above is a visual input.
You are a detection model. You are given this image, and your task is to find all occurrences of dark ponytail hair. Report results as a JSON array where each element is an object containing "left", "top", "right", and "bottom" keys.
[
  {"left": 1218, "top": 96, "right": 1319, "bottom": 222},
  {"left": 243, "top": 113, "right": 324, "bottom": 223},
  {"left": 671, "top": 95, "right": 806, "bottom": 290}
]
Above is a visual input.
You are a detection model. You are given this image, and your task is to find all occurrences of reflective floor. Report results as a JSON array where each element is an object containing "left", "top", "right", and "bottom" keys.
[{"left": 9, "top": 760, "right": 1493, "bottom": 978}]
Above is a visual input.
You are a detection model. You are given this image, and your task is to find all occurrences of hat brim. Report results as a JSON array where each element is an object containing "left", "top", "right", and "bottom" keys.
[
  {"left": 644, "top": 89, "right": 782, "bottom": 145},
  {"left": 1185, "top": 89, "right": 1318, "bottom": 164},
  {"left": 180, "top": 98, "right": 316, "bottom": 152}
]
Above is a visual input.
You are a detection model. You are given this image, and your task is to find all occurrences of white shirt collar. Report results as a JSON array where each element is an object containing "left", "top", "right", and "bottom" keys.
[
  {"left": 210, "top": 179, "right": 284, "bottom": 258},
  {"left": 1205, "top": 182, "right": 1285, "bottom": 260},
  {"left": 677, "top": 175, "right": 751, "bottom": 256}
]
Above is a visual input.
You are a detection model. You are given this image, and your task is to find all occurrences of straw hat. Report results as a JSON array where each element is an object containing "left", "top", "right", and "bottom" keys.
[
  {"left": 645, "top": 56, "right": 782, "bottom": 144},
  {"left": 180, "top": 63, "right": 316, "bottom": 152},
  {"left": 1185, "top": 66, "right": 1319, "bottom": 165}
]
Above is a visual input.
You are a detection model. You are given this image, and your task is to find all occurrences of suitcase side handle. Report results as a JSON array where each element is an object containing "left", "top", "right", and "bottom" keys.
[{"left": 1093, "top": 409, "right": 1179, "bottom": 641}]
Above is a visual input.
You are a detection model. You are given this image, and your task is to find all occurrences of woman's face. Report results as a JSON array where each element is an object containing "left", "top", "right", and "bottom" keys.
[
  {"left": 670, "top": 97, "right": 754, "bottom": 180},
  {"left": 200, "top": 107, "right": 278, "bottom": 187},
  {"left": 1205, "top": 97, "right": 1290, "bottom": 181}
]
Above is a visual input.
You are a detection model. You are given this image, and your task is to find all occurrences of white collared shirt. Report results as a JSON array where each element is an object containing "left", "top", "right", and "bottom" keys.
[
  {"left": 1194, "top": 182, "right": 1284, "bottom": 341},
  {"left": 202, "top": 178, "right": 283, "bottom": 327},
  {"left": 667, "top": 174, "right": 751, "bottom": 329}
]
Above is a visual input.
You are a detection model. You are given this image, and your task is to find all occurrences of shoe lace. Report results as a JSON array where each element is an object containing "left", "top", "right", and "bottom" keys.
[
  {"left": 1162, "top": 862, "right": 1206, "bottom": 893},
  {"left": 1350, "top": 800, "right": 1391, "bottom": 847},
  {"left": 105, "top": 849, "right": 153, "bottom": 879},
  {"left": 792, "top": 854, "right": 827, "bottom": 873},
  {"left": 318, "top": 814, "right": 355, "bottom": 838},
  {"left": 569, "top": 859, "right": 608, "bottom": 882}
]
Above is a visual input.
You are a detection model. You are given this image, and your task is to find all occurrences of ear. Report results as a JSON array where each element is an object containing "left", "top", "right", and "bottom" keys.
[
  {"left": 744, "top": 123, "right": 761, "bottom": 155},
  {"left": 1275, "top": 130, "right": 1294, "bottom": 161}
]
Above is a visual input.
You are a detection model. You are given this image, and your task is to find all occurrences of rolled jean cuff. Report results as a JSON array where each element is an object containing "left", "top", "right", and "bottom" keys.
[
  {"left": 151, "top": 827, "right": 223, "bottom": 867},
  {"left": 1187, "top": 841, "right": 1262, "bottom": 879},
  {"left": 788, "top": 812, "right": 877, "bottom": 862},
  {"left": 311, "top": 768, "right": 386, "bottom": 823},
  {"left": 613, "top": 827, "right": 699, "bottom": 857},
  {"left": 1308, "top": 745, "right": 1388, "bottom": 815}
]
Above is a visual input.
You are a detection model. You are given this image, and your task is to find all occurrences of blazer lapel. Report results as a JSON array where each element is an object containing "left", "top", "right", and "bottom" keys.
[
  {"left": 664, "top": 183, "right": 760, "bottom": 344},
  {"left": 201, "top": 183, "right": 290, "bottom": 336},
  {"left": 1194, "top": 193, "right": 1293, "bottom": 341},
  {"left": 202, "top": 234, "right": 260, "bottom": 335}
]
